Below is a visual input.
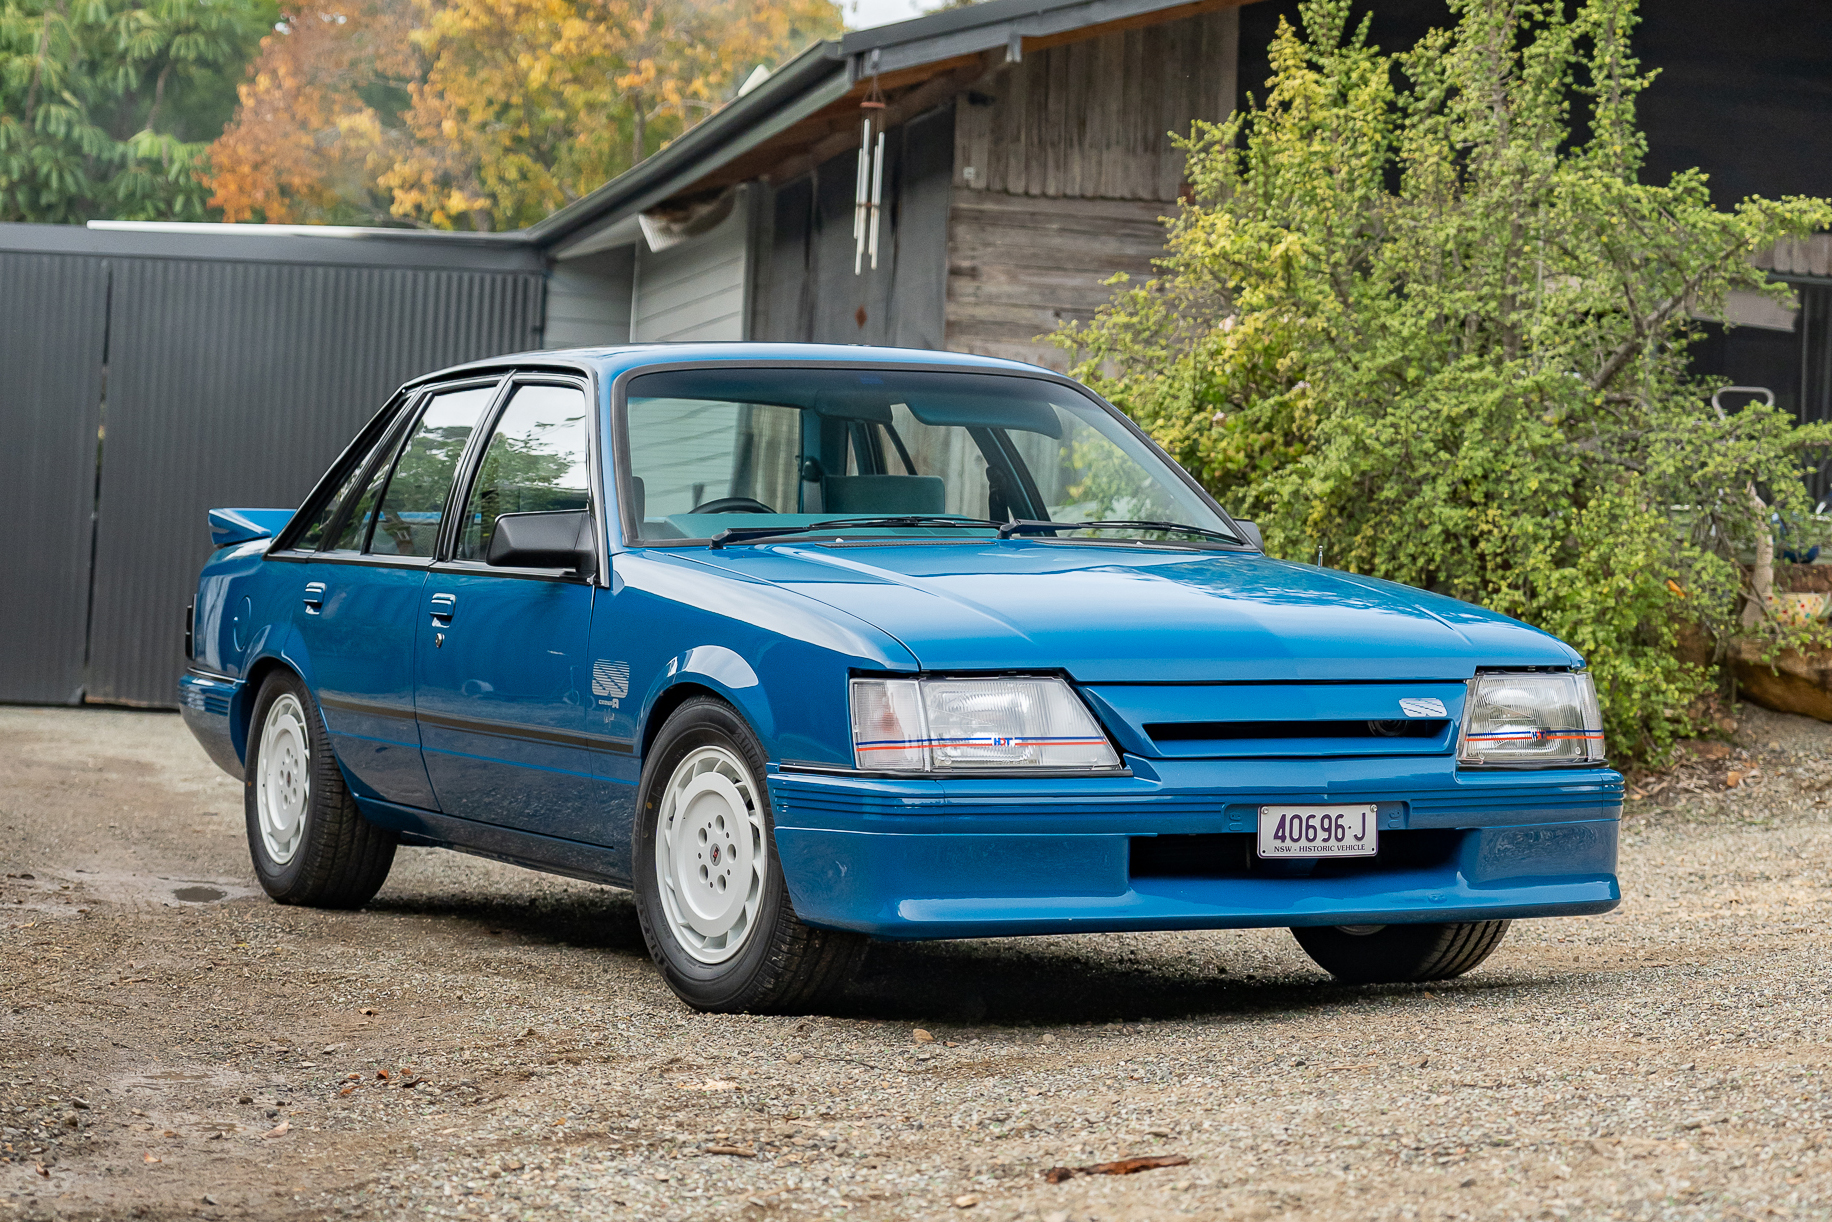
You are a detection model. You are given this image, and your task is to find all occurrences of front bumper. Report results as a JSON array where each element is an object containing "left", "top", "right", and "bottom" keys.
[{"left": 768, "top": 756, "right": 1622, "bottom": 939}]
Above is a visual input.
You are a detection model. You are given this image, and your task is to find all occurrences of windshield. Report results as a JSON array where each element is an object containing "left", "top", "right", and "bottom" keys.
[{"left": 618, "top": 368, "right": 1233, "bottom": 544}]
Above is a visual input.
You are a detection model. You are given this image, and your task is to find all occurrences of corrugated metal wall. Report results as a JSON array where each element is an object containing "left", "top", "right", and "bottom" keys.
[
  {"left": 85, "top": 258, "right": 544, "bottom": 706},
  {"left": 0, "top": 254, "right": 111, "bottom": 704}
]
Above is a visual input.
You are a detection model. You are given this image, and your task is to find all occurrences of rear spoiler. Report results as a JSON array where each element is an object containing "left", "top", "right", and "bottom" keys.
[{"left": 209, "top": 508, "right": 295, "bottom": 548}]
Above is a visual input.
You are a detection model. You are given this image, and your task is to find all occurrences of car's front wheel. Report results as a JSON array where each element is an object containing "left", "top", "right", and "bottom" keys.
[
  {"left": 244, "top": 671, "right": 397, "bottom": 908},
  {"left": 634, "top": 696, "right": 865, "bottom": 1013},
  {"left": 1290, "top": 920, "right": 1510, "bottom": 984}
]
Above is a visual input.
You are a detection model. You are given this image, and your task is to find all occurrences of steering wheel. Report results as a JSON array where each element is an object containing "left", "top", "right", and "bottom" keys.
[{"left": 690, "top": 496, "right": 775, "bottom": 514}]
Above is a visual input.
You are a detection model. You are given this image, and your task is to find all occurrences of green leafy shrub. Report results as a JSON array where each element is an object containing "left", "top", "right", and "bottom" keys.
[{"left": 1061, "top": 0, "right": 1832, "bottom": 760}]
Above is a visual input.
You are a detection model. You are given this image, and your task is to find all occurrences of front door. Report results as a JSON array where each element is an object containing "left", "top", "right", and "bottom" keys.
[{"left": 414, "top": 380, "right": 608, "bottom": 844}]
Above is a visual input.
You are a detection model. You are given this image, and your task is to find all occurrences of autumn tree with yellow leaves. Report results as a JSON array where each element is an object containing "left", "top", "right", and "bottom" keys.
[{"left": 207, "top": 0, "right": 841, "bottom": 229}]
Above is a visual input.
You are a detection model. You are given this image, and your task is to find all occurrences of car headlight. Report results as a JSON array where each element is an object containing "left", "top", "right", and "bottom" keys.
[
  {"left": 849, "top": 676, "right": 1122, "bottom": 773},
  {"left": 1457, "top": 672, "right": 1605, "bottom": 766}
]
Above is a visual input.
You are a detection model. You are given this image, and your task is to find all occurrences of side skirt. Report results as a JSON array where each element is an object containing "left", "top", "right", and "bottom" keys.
[{"left": 353, "top": 796, "right": 633, "bottom": 889}]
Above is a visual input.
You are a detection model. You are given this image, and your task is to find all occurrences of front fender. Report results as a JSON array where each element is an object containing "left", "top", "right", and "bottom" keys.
[
  {"left": 605, "top": 552, "right": 920, "bottom": 773},
  {"left": 644, "top": 644, "right": 772, "bottom": 741}
]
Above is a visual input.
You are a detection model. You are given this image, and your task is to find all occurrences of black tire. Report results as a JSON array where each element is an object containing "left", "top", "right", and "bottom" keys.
[
  {"left": 1290, "top": 920, "right": 1510, "bottom": 984},
  {"left": 633, "top": 696, "right": 865, "bottom": 1014},
  {"left": 243, "top": 671, "right": 397, "bottom": 908}
]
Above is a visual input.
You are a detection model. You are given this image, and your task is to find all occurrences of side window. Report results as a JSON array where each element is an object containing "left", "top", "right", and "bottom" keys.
[
  {"left": 455, "top": 383, "right": 591, "bottom": 561},
  {"left": 295, "top": 414, "right": 400, "bottom": 550},
  {"left": 326, "top": 433, "right": 400, "bottom": 553},
  {"left": 368, "top": 383, "right": 499, "bottom": 557}
]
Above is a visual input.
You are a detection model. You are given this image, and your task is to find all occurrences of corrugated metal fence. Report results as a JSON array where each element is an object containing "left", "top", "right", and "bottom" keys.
[{"left": 1, "top": 229, "right": 545, "bottom": 707}]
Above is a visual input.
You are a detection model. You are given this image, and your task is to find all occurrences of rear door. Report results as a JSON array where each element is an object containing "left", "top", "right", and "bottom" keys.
[
  {"left": 291, "top": 378, "right": 503, "bottom": 807},
  {"left": 413, "top": 377, "right": 606, "bottom": 842}
]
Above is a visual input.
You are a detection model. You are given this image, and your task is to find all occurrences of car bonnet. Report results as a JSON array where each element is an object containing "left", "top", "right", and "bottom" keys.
[{"left": 676, "top": 540, "right": 1579, "bottom": 683}]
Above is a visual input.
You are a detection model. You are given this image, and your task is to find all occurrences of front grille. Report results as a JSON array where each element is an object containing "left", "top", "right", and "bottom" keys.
[
  {"left": 1147, "top": 719, "right": 1447, "bottom": 743},
  {"left": 1088, "top": 682, "right": 1466, "bottom": 760},
  {"left": 1129, "top": 829, "right": 1463, "bottom": 881}
]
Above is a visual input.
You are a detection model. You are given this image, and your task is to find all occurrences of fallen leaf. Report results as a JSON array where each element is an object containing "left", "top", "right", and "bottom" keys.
[
  {"left": 359, "top": 1007, "right": 376, "bottom": 1016},
  {"left": 1725, "top": 771, "right": 1744, "bottom": 789},
  {"left": 143, "top": 1153, "right": 161, "bottom": 1164},
  {"left": 913, "top": 1029, "right": 935, "bottom": 1044},
  {"left": 954, "top": 1194, "right": 980, "bottom": 1208},
  {"left": 376, "top": 1069, "right": 390, "bottom": 1080},
  {"left": 261, "top": 1121, "right": 291, "bottom": 1139},
  {"left": 705, "top": 1144, "right": 757, "bottom": 1157},
  {"left": 1043, "top": 1154, "right": 1189, "bottom": 1184}
]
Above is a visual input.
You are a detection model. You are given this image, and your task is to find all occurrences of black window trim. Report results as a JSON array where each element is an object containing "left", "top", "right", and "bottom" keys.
[
  {"left": 269, "top": 387, "right": 412, "bottom": 555},
  {"left": 431, "top": 370, "right": 601, "bottom": 584},
  {"left": 357, "top": 374, "right": 511, "bottom": 564},
  {"left": 311, "top": 389, "right": 427, "bottom": 556},
  {"left": 607, "top": 360, "right": 1250, "bottom": 552}
]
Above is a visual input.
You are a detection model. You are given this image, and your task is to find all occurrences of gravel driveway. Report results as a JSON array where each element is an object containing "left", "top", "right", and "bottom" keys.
[{"left": 1, "top": 705, "right": 1828, "bottom": 1222}]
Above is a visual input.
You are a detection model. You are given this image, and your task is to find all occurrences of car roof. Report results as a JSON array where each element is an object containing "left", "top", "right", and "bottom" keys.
[{"left": 403, "top": 342, "right": 1070, "bottom": 390}]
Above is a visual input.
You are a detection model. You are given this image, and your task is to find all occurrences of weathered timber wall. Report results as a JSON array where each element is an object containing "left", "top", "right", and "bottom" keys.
[
  {"left": 952, "top": 8, "right": 1238, "bottom": 203},
  {"left": 945, "top": 193, "right": 1170, "bottom": 370},
  {"left": 943, "top": 8, "right": 1236, "bottom": 369}
]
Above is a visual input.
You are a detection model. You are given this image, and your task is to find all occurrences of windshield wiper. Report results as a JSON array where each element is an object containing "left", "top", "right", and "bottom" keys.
[
  {"left": 708, "top": 516, "right": 996, "bottom": 549},
  {"left": 996, "top": 519, "right": 1245, "bottom": 545}
]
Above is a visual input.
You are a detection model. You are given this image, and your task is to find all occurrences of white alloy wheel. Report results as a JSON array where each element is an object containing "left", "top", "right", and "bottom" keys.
[
  {"left": 257, "top": 692, "right": 312, "bottom": 865},
  {"left": 653, "top": 745, "right": 768, "bottom": 964}
]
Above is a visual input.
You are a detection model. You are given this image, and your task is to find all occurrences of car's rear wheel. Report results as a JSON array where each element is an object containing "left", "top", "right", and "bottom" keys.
[
  {"left": 1290, "top": 920, "right": 1510, "bottom": 984},
  {"left": 244, "top": 671, "right": 397, "bottom": 908},
  {"left": 634, "top": 696, "right": 865, "bottom": 1013}
]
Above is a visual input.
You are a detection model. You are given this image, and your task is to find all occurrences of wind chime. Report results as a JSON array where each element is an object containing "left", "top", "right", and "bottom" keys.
[{"left": 853, "top": 71, "right": 887, "bottom": 275}]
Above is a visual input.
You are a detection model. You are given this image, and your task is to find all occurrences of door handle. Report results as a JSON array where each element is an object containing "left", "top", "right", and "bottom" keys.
[
  {"left": 429, "top": 592, "right": 457, "bottom": 625},
  {"left": 302, "top": 582, "right": 326, "bottom": 613}
]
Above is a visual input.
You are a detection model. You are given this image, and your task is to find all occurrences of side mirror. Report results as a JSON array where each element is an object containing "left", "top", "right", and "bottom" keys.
[
  {"left": 1233, "top": 519, "right": 1264, "bottom": 551},
  {"left": 486, "top": 510, "right": 596, "bottom": 574}
]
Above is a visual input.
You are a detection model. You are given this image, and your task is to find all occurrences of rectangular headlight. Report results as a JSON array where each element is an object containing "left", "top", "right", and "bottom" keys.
[
  {"left": 1458, "top": 672, "right": 1605, "bottom": 766},
  {"left": 849, "top": 677, "right": 1122, "bottom": 773}
]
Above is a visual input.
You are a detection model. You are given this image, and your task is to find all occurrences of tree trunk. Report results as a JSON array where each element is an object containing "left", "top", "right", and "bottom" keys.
[{"left": 1742, "top": 482, "right": 1775, "bottom": 629}]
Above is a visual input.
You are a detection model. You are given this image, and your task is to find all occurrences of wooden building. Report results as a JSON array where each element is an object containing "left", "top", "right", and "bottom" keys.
[{"left": 527, "top": 0, "right": 1245, "bottom": 370}]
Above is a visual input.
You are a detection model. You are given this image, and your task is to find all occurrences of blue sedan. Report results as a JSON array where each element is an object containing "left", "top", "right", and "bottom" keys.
[{"left": 180, "top": 344, "right": 1622, "bottom": 1012}]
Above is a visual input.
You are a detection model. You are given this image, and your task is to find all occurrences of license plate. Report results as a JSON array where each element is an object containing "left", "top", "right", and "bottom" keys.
[{"left": 1257, "top": 805, "right": 1379, "bottom": 858}]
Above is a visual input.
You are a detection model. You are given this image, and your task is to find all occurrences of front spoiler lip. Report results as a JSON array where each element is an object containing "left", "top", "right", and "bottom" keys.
[{"left": 853, "top": 878, "right": 1622, "bottom": 940}]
